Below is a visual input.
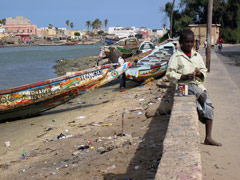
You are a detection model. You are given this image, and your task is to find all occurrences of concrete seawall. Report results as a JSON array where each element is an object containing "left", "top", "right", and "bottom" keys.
[{"left": 155, "top": 95, "right": 202, "bottom": 180}]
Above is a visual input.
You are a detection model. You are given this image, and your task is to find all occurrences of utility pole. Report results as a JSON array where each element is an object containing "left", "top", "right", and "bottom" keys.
[
  {"left": 170, "top": 0, "right": 175, "bottom": 38},
  {"left": 206, "top": 0, "right": 213, "bottom": 72}
]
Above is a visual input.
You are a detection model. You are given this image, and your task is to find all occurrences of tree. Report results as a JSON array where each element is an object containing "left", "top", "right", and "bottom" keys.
[
  {"left": 70, "top": 22, "right": 74, "bottom": 29},
  {"left": 92, "top": 19, "right": 102, "bottom": 30},
  {"left": 104, "top": 19, "right": 108, "bottom": 30},
  {"left": 48, "top": 24, "right": 53, "bottom": 29},
  {"left": 66, "top": 20, "right": 70, "bottom": 29},
  {"left": 86, "top": 20, "right": 91, "bottom": 30}
]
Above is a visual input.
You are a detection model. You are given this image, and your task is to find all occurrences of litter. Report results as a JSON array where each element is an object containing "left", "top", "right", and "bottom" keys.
[
  {"left": 134, "top": 165, "right": 141, "bottom": 170},
  {"left": 57, "top": 133, "right": 66, "bottom": 139},
  {"left": 5, "top": 141, "right": 10, "bottom": 150},
  {"left": 136, "top": 112, "right": 142, "bottom": 115},
  {"left": 75, "top": 116, "right": 87, "bottom": 119},
  {"left": 52, "top": 120, "right": 56, "bottom": 122},
  {"left": 93, "top": 123, "right": 112, "bottom": 127},
  {"left": 139, "top": 98, "right": 145, "bottom": 101}
]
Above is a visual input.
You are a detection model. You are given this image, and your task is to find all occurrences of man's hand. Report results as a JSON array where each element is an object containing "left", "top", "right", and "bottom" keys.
[{"left": 180, "top": 73, "right": 194, "bottom": 81}]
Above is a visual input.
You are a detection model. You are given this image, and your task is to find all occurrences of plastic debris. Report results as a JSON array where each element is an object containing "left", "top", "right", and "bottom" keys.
[
  {"left": 134, "top": 165, "right": 141, "bottom": 170},
  {"left": 93, "top": 123, "right": 112, "bottom": 127},
  {"left": 21, "top": 153, "right": 26, "bottom": 159},
  {"left": 139, "top": 98, "right": 145, "bottom": 101},
  {"left": 52, "top": 120, "right": 56, "bottom": 122},
  {"left": 78, "top": 145, "right": 90, "bottom": 150},
  {"left": 64, "top": 129, "right": 69, "bottom": 132},
  {"left": 5, "top": 141, "right": 10, "bottom": 150},
  {"left": 135, "top": 112, "right": 142, "bottom": 115},
  {"left": 75, "top": 116, "right": 87, "bottom": 119},
  {"left": 57, "top": 133, "right": 66, "bottom": 139},
  {"left": 139, "top": 85, "right": 145, "bottom": 88}
]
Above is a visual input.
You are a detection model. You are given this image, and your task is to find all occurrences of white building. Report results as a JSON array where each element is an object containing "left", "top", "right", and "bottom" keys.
[
  {"left": 151, "top": 29, "right": 168, "bottom": 38},
  {"left": 108, "top": 26, "right": 137, "bottom": 38},
  {"left": 0, "top": 26, "right": 5, "bottom": 34}
]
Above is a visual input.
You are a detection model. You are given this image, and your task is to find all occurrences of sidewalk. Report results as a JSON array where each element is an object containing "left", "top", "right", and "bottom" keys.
[{"left": 198, "top": 48, "right": 240, "bottom": 180}]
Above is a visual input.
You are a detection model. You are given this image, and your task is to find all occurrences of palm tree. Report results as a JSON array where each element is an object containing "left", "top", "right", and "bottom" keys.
[
  {"left": 104, "top": 19, "right": 108, "bottom": 30},
  {"left": 48, "top": 24, "right": 53, "bottom": 29},
  {"left": 86, "top": 20, "right": 91, "bottom": 30},
  {"left": 92, "top": 19, "right": 102, "bottom": 30},
  {"left": 66, "top": 20, "right": 70, "bottom": 29},
  {"left": 70, "top": 22, "right": 74, "bottom": 29}
]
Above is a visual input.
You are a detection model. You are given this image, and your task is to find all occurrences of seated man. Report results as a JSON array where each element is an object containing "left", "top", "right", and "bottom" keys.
[{"left": 166, "top": 29, "right": 222, "bottom": 146}]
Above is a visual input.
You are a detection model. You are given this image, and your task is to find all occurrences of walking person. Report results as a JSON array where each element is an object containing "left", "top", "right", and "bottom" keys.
[{"left": 166, "top": 29, "right": 222, "bottom": 146}]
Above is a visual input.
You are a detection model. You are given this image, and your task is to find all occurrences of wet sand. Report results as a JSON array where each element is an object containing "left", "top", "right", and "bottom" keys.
[{"left": 0, "top": 56, "right": 175, "bottom": 180}]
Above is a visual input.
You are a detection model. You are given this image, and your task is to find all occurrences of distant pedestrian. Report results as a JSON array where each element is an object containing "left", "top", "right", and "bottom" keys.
[{"left": 166, "top": 29, "right": 222, "bottom": 146}]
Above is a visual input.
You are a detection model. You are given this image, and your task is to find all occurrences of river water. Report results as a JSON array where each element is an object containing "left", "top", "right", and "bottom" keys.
[{"left": 0, "top": 44, "right": 101, "bottom": 90}]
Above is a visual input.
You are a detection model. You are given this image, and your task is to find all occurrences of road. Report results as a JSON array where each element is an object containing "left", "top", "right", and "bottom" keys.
[{"left": 199, "top": 46, "right": 240, "bottom": 180}]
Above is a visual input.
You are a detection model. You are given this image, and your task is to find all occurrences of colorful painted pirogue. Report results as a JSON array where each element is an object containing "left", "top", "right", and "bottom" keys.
[
  {"left": 104, "top": 37, "right": 139, "bottom": 58},
  {"left": 0, "top": 62, "right": 131, "bottom": 121},
  {"left": 125, "top": 42, "right": 175, "bottom": 82}
]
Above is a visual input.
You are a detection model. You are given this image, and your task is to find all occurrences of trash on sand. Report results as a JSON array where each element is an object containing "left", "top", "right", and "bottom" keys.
[
  {"left": 139, "top": 98, "right": 145, "bottom": 101},
  {"left": 157, "top": 97, "right": 162, "bottom": 101},
  {"left": 90, "top": 146, "right": 94, "bottom": 150},
  {"left": 75, "top": 116, "right": 87, "bottom": 119},
  {"left": 64, "top": 129, "right": 69, "bottom": 132},
  {"left": 21, "top": 153, "right": 26, "bottom": 159},
  {"left": 52, "top": 120, "right": 56, "bottom": 122},
  {"left": 97, "top": 134, "right": 133, "bottom": 154},
  {"left": 93, "top": 123, "right": 112, "bottom": 127},
  {"left": 134, "top": 165, "right": 141, "bottom": 170},
  {"left": 139, "top": 85, "right": 145, "bottom": 88},
  {"left": 45, "top": 127, "right": 53, "bottom": 132},
  {"left": 135, "top": 112, "right": 142, "bottom": 115},
  {"left": 78, "top": 145, "right": 90, "bottom": 150},
  {"left": 5, "top": 141, "right": 11, "bottom": 150},
  {"left": 57, "top": 133, "right": 66, "bottom": 139},
  {"left": 60, "top": 164, "right": 68, "bottom": 168}
]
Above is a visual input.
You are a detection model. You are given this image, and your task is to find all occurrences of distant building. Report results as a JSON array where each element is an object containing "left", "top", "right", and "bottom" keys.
[
  {"left": 189, "top": 24, "right": 221, "bottom": 45},
  {"left": 5, "top": 16, "right": 30, "bottom": 25},
  {"left": 3, "top": 16, "right": 37, "bottom": 41},
  {"left": 152, "top": 28, "right": 168, "bottom": 38},
  {"left": 108, "top": 26, "right": 137, "bottom": 38}
]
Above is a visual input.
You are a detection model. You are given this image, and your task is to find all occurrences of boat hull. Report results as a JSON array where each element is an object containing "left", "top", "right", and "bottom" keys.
[{"left": 0, "top": 63, "right": 131, "bottom": 122}]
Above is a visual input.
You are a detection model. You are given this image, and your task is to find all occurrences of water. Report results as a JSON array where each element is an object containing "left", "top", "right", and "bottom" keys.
[{"left": 0, "top": 44, "right": 101, "bottom": 90}]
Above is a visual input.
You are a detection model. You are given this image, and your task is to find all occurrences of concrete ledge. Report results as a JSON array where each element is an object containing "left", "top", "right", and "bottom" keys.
[{"left": 155, "top": 95, "right": 202, "bottom": 180}]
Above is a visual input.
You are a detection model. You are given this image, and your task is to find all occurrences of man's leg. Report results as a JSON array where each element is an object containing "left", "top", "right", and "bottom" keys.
[{"left": 204, "top": 118, "right": 222, "bottom": 146}]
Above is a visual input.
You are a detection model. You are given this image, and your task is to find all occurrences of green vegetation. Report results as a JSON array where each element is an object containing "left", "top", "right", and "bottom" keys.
[
  {"left": 70, "top": 22, "right": 74, "bottom": 29},
  {"left": 91, "top": 19, "right": 102, "bottom": 30},
  {"left": 66, "top": 20, "right": 70, "bottom": 29},
  {"left": 86, "top": 20, "right": 91, "bottom": 30},
  {"left": 164, "top": 0, "right": 240, "bottom": 43}
]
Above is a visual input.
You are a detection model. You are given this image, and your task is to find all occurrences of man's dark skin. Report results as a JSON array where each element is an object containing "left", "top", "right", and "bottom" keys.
[{"left": 180, "top": 34, "right": 222, "bottom": 146}]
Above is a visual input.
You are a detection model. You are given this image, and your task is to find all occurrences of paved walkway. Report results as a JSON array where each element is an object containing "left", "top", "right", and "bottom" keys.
[{"left": 198, "top": 48, "right": 240, "bottom": 180}]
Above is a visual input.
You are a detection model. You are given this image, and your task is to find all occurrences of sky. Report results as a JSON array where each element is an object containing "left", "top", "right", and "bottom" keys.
[{"left": 0, "top": 0, "right": 181, "bottom": 30}]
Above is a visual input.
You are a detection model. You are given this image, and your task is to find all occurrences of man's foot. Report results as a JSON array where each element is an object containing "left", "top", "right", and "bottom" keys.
[
  {"left": 204, "top": 138, "right": 222, "bottom": 146},
  {"left": 120, "top": 89, "right": 126, "bottom": 92}
]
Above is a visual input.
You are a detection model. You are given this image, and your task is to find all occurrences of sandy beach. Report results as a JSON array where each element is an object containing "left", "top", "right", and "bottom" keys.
[{"left": 0, "top": 55, "right": 175, "bottom": 180}]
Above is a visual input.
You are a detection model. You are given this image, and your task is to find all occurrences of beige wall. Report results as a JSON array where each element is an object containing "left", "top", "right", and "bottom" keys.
[{"left": 189, "top": 24, "right": 220, "bottom": 45}]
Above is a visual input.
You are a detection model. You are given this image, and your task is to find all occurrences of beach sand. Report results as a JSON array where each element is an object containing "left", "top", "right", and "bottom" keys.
[{"left": 0, "top": 56, "right": 175, "bottom": 180}]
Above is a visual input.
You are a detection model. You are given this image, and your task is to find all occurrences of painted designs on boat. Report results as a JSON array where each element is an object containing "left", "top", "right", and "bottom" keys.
[
  {"left": 125, "top": 42, "right": 175, "bottom": 82},
  {"left": 0, "top": 62, "right": 131, "bottom": 121}
]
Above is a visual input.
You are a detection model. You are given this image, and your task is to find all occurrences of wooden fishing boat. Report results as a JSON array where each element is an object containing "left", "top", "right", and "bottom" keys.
[
  {"left": 125, "top": 43, "right": 175, "bottom": 82},
  {"left": 104, "top": 37, "right": 139, "bottom": 58},
  {"left": 138, "top": 41, "right": 155, "bottom": 53},
  {"left": 0, "top": 62, "right": 131, "bottom": 121}
]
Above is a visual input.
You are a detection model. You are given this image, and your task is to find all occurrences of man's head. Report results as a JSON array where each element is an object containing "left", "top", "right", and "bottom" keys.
[{"left": 179, "top": 29, "right": 194, "bottom": 53}]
